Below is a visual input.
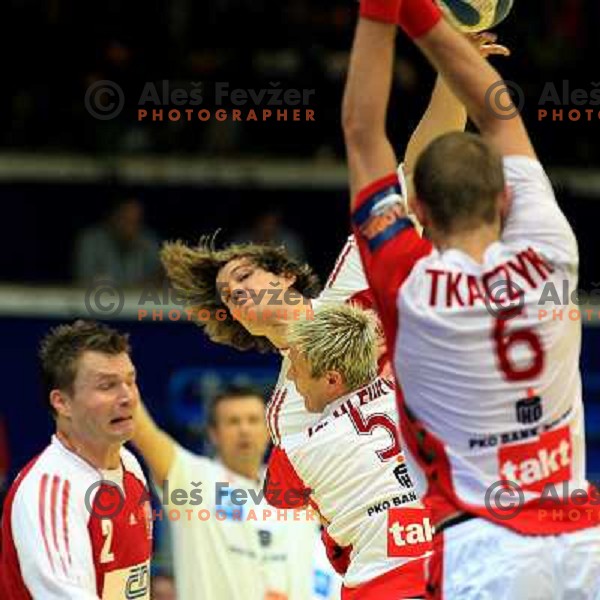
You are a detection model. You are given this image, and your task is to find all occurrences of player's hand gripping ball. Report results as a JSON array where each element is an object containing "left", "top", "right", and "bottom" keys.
[{"left": 437, "top": 0, "right": 514, "bottom": 32}]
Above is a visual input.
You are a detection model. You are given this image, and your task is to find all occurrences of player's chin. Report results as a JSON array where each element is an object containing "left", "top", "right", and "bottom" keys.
[
  {"left": 246, "top": 303, "right": 293, "bottom": 327},
  {"left": 235, "top": 308, "right": 271, "bottom": 335},
  {"left": 107, "top": 416, "right": 135, "bottom": 440},
  {"left": 237, "top": 446, "right": 261, "bottom": 462}
]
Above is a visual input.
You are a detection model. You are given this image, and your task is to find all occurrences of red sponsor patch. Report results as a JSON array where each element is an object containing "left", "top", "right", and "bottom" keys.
[
  {"left": 387, "top": 507, "right": 434, "bottom": 558},
  {"left": 499, "top": 426, "right": 572, "bottom": 492}
]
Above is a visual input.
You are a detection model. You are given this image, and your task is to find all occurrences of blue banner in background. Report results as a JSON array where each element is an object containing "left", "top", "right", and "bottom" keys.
[{"left": 1, "top": 316, "right": 599, "bottom": 484}]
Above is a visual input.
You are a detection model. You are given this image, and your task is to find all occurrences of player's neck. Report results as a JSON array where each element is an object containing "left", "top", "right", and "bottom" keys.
[
  {"left": 56, "top": 428, "right": 122, "bottom": 470},
  {"left": 436, "top": 223, "right": 501, "bottom": 264}
]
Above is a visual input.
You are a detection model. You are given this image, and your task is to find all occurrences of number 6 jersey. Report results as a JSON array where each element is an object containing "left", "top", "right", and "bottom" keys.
[{"left": 351, "top": 155, "right": 600, "bottom": 534}]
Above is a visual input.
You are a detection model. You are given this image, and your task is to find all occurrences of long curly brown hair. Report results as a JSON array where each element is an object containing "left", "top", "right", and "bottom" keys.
[{"left": 161, "top": 236, "right": 321, "bottom": 353}]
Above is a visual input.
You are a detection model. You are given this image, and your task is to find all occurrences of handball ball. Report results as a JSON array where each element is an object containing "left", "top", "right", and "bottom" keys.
[{"left": 437, "top": 0, "right": 514, "bottom": 32}]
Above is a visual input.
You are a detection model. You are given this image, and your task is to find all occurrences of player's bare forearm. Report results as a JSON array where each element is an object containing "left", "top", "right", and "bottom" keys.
[
  {"left": 403, "top": 75, "right": 467, "bottom": 175},
  {"left": 414, "top": 18, "right": 535, "bottom": 158},
  {"left": 343, "top": 18, "right": 399, "bottom": 205},
  {"left": 132, "top": 401, "right": 175, "bottom": 486}
]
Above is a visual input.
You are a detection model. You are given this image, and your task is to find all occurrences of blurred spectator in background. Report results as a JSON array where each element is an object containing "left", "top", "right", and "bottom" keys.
[
  {"left": 133, "top": 384, "right": 340, "bottom": 600},
  {"left": 230, "top": 208, "right": 307, "bottom": 262},
  {"left": 73, "top": 197, "right": 161, "bottom": 286},
  {"left": 151, "top": 573, "right": 177, "bottom": 600}
]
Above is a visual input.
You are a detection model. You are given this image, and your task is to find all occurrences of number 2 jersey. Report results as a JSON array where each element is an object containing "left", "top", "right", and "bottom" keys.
[
  {"left": 264, "top": 376, "right": 431, "bottom": 596},
  {"left": 351, "top": 154, "right": 600, "bottom": 534},
  {"left": 0, "top": 436, "right": 152, "bottom": 599}
]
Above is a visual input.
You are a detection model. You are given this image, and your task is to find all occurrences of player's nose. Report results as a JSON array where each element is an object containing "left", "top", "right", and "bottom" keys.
[{"left": 117, "top": 382, "right": 135, "bottom": 404}]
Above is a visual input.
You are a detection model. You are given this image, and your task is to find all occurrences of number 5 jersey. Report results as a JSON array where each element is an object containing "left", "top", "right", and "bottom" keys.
[{"left": 264, "top": 376, "right": 431, "bottom": 597}]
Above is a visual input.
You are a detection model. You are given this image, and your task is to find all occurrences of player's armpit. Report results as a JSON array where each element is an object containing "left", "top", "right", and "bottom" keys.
[
  {"left": 321, "top": 528, "right": 352, "bottom": 576},
  {"left": 131, "top": 402, "right": 175, "bottom": 487}
]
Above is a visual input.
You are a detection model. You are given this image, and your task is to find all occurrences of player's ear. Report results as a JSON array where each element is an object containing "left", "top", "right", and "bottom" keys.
[
  {"left": 280, "top": 271, "right": 297, "bottom": 290},
  {"left": 411, "top": 196, "right": 430, "bottom": 230},
  {"left": 499, "top": 185, "right": 512, "bottom": 224},
  {"left": 49, "top": 389, "right": 72, "bottom": 419},
  {"left": 326, "top": 371, "right": 344, "bottom": 388}
]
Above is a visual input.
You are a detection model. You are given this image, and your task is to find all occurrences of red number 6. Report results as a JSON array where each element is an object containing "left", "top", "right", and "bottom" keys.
[{"left": 492, "top": 307, "right": 544, "bottom": 382}]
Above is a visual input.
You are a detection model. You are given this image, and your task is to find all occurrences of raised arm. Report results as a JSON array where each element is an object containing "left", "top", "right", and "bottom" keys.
[
  {"left": 132, "top": 402, "right": 175, "bottom": 487},
  {"left": 400, "top": 1, "right": 534, "bottom": 159},
  {"left": 343, "top": 14, "right": 400, "bottom": 206}
]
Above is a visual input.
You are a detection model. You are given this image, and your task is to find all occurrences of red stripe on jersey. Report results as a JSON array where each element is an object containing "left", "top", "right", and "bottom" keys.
[
  {"left": 264, "top": 446, "right": 311, "bottom": 509},
  {"left": 326, "top": 240, "right": 354, "bottom": 289},
  {"left": 0, "top": 454, "right": 41, "bottom": 600},
  {"left": 273, "top": 389, "right": 287, "bottom": 445},
  {"left": 62, "top": 479, "right": 72, "bottom": 566},
  {"left": 50, "top": 475, "right": 67, "bottom": 575},
  {"left": 321, "top": 527, "right": 353, "bottom": 576},
  {"left": 38, "top": 473, "right": 55, "bottom": 573},
  {"left": 267, "top": 389, "right": 281, "bottom": 443},
  {"left": 341, "top": 554, "right": 426, "bottom": 600}
]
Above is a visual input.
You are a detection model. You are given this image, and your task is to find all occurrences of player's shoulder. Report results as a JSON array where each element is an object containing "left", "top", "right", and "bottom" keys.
[
  {"left": 17, "top": 438, "right": 96, "bottom": 488},
  {"left": 10, "top": 440, "right": 98, "bottom": 520},
  {"left": 503, "top": 154, "right": 550, "bottom": 184},
  {"left": 321, "top": 234, "right": 368, "bottom": 299}
]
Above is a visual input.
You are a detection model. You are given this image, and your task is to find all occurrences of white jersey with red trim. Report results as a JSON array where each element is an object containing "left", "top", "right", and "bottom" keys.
[
  {"left": 351, "top": 155, "right": 600, "bottom": 535},
  {"left": 265, "top": 377, "right": 431, "bottom": 593},
  {"left": 267, "top": 235, "right": 375, "bottom": 445},
  {"left": 0, "top": 436, "right": 152, "bottom": 599}
]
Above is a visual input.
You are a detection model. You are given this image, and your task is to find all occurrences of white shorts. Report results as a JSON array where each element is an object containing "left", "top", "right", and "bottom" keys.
[{"left": 437, "top": 518, "right": 600, "bottom": 600}]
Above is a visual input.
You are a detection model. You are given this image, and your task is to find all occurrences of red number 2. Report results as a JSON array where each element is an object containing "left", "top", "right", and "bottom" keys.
[
  {"left": 492, "top": 307, "right": 544, "bottom": 382},
  {"left": 347, "top": 402, "right": 400, "bottom": 461}
]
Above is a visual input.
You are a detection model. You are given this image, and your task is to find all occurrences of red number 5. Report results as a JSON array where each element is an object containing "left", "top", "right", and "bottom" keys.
[
  {"left": 492, "top": 307, "right": 544, "bottom": 382},
  {"left": 347, "top": 403, "right": 400, "bottom": 461}
]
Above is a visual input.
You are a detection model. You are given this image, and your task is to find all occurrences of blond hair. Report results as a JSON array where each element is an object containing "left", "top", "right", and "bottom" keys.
[
  {"left": 289, "top": 303, "right": 378, "bottom": 391},
  {"left": 161, "top": 236, "right": 320, "bottom": 353}
]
